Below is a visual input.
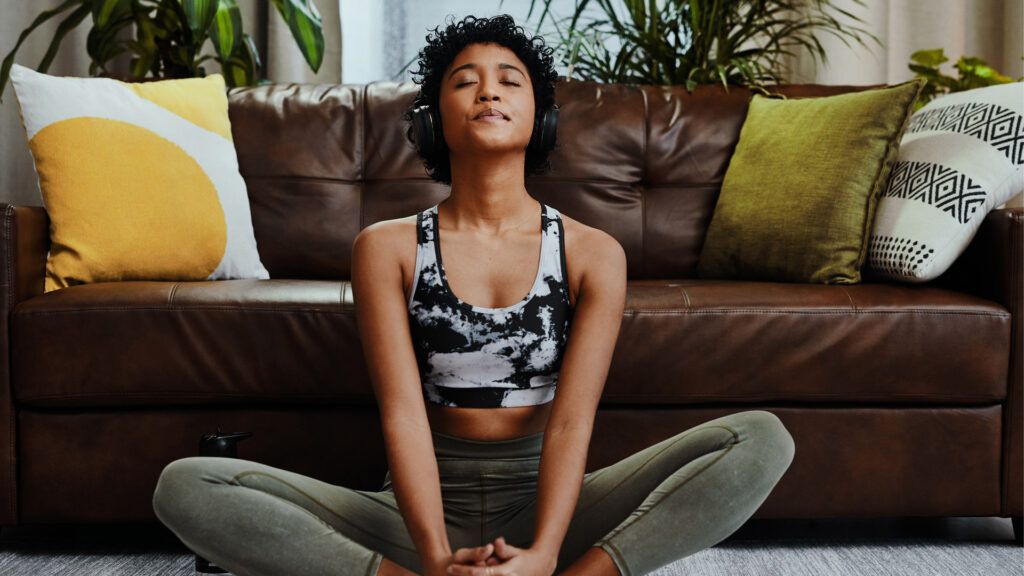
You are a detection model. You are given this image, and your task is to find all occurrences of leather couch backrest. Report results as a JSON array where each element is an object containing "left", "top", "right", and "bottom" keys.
[{"left": 226, "top": 80, "right": 873, "bottom": 280}]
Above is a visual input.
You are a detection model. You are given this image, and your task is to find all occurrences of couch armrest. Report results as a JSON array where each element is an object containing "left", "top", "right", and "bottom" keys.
[
  {"left": 0, "top": 203, "right": 49, "bottom": 525},
  {"left": 2, "top": 204, "right": 49, "bottom": 309},
  {"left": 931, "top": 208, "right": 1023, "bottom": 305},
  {"left": 930, "top": 207, "right": 1022, "bottom": 517}
]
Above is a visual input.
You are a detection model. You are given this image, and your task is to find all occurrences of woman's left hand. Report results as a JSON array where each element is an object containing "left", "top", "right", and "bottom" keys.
[{"left": 446, "top": 536, "right": 557, "bottom": 576}]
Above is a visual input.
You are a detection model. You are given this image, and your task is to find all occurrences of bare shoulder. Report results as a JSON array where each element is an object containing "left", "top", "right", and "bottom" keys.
[
  {"left": 557, "top": 212, "right": 627, "bottom": 304},
  {"left": 355, "top": 213, "right": 416, "bottom": 249},
  {"left": 353, "top": 214, "right": 417, "bottom": 262},
  {"left": 559, "top": 211, "right": 626, "bottom": 272},
  {"left": 352, "top": 214, "right": 419, "bottom": 297}
]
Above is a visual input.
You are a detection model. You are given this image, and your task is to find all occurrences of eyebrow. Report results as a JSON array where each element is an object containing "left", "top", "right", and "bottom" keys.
[{"left": 447, "top": 62, "right": 526, "bottom": 81}]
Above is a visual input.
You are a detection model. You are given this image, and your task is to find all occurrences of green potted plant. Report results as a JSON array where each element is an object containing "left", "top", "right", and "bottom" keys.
[
  {"left": 907, "top": 48, "right": 1022, "bottom": 111},
  {"left": 480, "top": 0, "right": 878, "bottom": 91},
  {"left": 0, "top": 0, "right": 325, "bottom": 103}
]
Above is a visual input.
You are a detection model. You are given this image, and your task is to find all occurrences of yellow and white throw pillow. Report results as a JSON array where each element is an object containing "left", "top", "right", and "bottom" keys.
[{"left": 9, "top": 63, "right": 269, "bottom": 293}]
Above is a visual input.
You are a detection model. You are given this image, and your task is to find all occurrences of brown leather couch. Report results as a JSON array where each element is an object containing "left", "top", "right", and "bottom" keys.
[{"left": 0, "top": 79, "right": 1020, "bottom": 545}]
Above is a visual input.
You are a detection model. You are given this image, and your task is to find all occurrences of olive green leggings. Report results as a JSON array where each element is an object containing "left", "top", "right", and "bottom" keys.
[{"left": 152, "top": 410, "right": 794, "bottom": 575}]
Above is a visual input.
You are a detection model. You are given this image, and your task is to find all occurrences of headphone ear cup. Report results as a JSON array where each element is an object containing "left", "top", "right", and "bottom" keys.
[
  {"left": 541, "top": 104, "right": 559, "bottom": 153},
  {"left": 529, "top": 104, "right": 559, "bottom": 154},
  {"left": 412, "top": 105, "right": 442, "bottom": 158}
]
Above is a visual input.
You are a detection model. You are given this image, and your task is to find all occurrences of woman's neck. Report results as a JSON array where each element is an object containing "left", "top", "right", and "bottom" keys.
[{"left": 441, "top": 188, "right": 538, "bottom": 236}]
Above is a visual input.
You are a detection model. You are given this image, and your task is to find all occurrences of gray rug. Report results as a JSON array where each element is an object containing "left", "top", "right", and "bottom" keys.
[
  {"left": 0, "top": 517, "right": 1019, "bottom": 575},
  {"left": 659, "top": 539, "right": 1022, "bottom": 575}
]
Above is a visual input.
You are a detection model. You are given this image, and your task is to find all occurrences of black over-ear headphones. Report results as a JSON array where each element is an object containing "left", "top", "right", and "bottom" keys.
[{"left": 411, "top": 102, "right": 559, "bottom": 159}]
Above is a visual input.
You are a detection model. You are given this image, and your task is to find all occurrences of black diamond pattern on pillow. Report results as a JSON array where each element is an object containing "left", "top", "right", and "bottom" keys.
[
  {"left": 907, "top": 101, "right": 1024, "bottom": 165},
  {"left": 883, "top": 160, "right": 988, "bottom": 224}
]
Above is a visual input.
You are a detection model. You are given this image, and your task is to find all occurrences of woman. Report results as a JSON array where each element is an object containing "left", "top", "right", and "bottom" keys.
[{"left": 152, "top": 14, "right": 796, "bottom": 576}]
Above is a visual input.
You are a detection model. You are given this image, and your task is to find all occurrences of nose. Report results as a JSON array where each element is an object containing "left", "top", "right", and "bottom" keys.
[{"left": 477, "top": 79, "right": 501, "bottom": 102}]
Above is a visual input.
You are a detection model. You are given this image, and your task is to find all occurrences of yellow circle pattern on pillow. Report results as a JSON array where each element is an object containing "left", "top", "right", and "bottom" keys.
[
  {"left": 8, "top": 64, "right": 270, "bottom": 293},
  {"left": 31, "top": 118, "right": 227, "bottom": 292}
]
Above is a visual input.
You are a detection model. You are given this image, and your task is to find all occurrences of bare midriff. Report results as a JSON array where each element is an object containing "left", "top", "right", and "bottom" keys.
[{"left": 425, "top": 400, "right": 553, "bottom": 441}]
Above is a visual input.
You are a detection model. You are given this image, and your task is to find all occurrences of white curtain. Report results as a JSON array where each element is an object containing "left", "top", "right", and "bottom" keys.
[
  {"left": 784, "top": 0, "right": 1023, "bottom": 85},
  {"left": 0, "top": 0, "right": 342, "bottom": 207}
]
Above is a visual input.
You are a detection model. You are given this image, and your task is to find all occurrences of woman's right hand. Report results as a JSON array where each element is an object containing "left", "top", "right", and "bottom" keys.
[{"left": 422, "top": 543, "right": 499, "bottom": 575}]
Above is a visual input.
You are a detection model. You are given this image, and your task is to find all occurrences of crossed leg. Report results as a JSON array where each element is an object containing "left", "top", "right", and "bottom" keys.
[
  {"left": 492, "top": 410, "right": 796, "bottom": 575},
  {"left": 152, "top": 410, "right": 794, "bottom": 576},
  {"left": 152, "top": 456, "right": 423, "bottom": 575}
]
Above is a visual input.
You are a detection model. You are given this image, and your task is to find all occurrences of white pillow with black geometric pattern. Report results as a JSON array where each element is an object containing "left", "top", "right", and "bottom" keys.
[{"left": 867, "top": 81, "right": 1023, "bottom": 282}]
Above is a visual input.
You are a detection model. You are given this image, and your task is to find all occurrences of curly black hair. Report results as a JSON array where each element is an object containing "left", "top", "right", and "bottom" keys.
[{"left": 402, "top": 14, "right": 560, "bottom": 186}]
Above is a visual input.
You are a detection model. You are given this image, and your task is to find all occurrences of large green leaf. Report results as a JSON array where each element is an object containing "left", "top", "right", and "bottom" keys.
[
  {"left": 210, "top": 0, "right": 242, "bottom": 61},
  {"left": 86, "top": 9, "right": 134, "bottom": 75},
  {"left": 130, "top": 15, "right": 160, "bottom": 79},
  {"left": 242, "top": 32, "right": 262, "bottom": 72},
  {"left": 222, "top": 32, "right": 260, "bottom": 87},
  {"left": 180, "top": 0, "right": 219, "bottom": 38},
  {"left": 910, "top": 48, "right": 948, "bottom": 68},
  {"left": 92, "top": 0, "right": 131, "bottom": 28},
  {"left": 269, "top": 0, "right": 324, "bottom": 73}
]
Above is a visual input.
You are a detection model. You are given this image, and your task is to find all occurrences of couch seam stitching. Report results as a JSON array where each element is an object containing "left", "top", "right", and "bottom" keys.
[
  {"left": 12, "top": 308, "right": 1005, "bottom": 317},
  {"left": 4, "top": 204, "right": 14, "bottom": 523},
  {"left": 622, "top": 310, "right": 1007, "bottom": 317}
]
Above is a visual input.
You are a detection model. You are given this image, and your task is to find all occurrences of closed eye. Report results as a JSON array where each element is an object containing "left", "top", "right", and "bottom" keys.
[{"left": 455, "top": 81, "right": 521, "bottom": 87}]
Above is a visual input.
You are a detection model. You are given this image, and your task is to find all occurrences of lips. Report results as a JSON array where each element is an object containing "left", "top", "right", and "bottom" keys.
[{"left": 474, "top": 107, "right": 506, "bottom": 120}]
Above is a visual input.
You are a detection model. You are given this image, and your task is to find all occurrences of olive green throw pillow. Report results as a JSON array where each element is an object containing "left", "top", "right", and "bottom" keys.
[{"left": 696, "top": 80, "right": 924, "bottom": 284}]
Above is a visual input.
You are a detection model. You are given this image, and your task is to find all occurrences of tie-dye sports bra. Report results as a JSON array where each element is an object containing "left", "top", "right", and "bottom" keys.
[{"left": 407, "top": 202, "right": 574, "bottom": 408}]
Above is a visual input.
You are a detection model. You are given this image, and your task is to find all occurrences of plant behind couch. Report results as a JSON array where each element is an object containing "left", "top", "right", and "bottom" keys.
[
  {"left": 0, "top": 0, "right": 325, "bottom": 104},
  {"left": 907, "top": 48, "right": 1023, "bottom": 111},
  {"left": 495, "top": 0, "right": 878, "bottom": 90}
]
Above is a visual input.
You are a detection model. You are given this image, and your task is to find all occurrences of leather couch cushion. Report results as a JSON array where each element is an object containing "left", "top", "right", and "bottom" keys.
[
  {"left": 11, "top": 278, "right": 1010, "bottom": 408},
  {"left": 228, "top": 82, "right": 875, "bottom": 280}
]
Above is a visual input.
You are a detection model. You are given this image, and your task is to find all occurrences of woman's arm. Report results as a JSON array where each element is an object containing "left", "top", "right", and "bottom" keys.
[
  {"left": 351, "top": 221, "right": 452, "bottom": 567},
  {"left": 530, "top": 228, "right": 628, "bottom": 560}
]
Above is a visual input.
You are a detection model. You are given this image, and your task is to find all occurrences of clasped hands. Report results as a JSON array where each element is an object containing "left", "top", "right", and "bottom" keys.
[{"left": 433, "top": 536, "right": 557, "bottom": 576}]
